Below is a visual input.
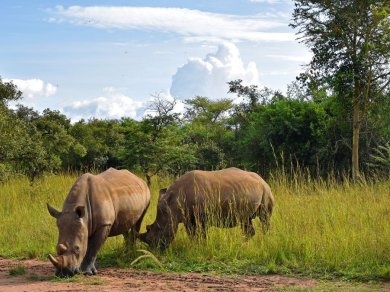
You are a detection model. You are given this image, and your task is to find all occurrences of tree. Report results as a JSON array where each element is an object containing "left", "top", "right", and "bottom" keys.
[
  {"left": 120, "top": 95, "right": 196, "bottom": 185},
  {"left": 228, "top": 79, "right": 274, "bottom": 111},
  {"left": 0, "top": 77, "right": 22, "bottom": 106},
  {"left": 185, "top": 96, "right": 233, "bottom": 123},
  {"left": 230, "top": 94, "right": 331, "bottom": 174},
  {"left": 184, "top": 96, "right": 234, "bottom": 170},
  {"left": 291, "top": 0, "right": 390, "bottom": 179},
  {"left": 69, "top": 119, "right": 122, "bottom": 171},
  {"left": 34, "top": 109, "right": 86, "bottom": 172},
  {"left": 228, "top": 80, "right": 282, "bottom": 168},
  {"left": 148, "top": 92, "right": 180, "bottom": 127},
  {"left": 0, "top": 105, "right": 53, "bottom": 181},
  {"left": 0, "top": 79, "right": 50, "bottom": 181}
]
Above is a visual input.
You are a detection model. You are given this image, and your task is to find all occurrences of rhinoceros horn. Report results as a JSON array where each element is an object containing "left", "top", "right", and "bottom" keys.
[{"left": 48, "top": 254, "right": 60, "bottom": 268}]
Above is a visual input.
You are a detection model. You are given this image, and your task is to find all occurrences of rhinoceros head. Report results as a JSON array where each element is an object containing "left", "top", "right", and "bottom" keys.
[
  {"left": 47, "top": 203, "right": 88, "bottom": 277},
  {"left": 139, "top": 188, "right": 177, "bottom": 251}
]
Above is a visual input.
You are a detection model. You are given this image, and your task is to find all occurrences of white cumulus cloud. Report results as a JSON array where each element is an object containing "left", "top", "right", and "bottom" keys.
[
  {"left": 170, "top": 42, "right": 260, "bottom": 100},
  {"left": 4, "top": 78, "right": 57, "bottom": 99},
  {"left": 63, "top": 87, "right": 145, "bottom": 121},
  {"left": 49, "top": 6, "right": 294, "bottom": 42}
]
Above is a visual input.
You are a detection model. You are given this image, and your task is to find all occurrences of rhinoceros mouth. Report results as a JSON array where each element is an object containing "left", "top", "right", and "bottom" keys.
[
  {"left": 48, "top": 254, "right": 80, "bottom": 277},
  {"left": 55, "top": 267, "right": 80, "bottom": 277},
  {"left": 138, "top": 231, "right": 167, "bottom": 251},
  {"left": 137, "top": 232, "right": 149, "bottom": 243}
]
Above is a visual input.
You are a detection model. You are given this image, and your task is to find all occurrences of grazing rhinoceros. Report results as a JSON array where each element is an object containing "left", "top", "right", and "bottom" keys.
[
  {"left": 138, "top": 167, "right": 274, "bottom": 250},
  {"left": 47, "top": 168, "right": 150, "bottom": 276}
]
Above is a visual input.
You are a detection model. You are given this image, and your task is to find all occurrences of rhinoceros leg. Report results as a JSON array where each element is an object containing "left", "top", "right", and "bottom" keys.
[
  {"left": 184, "top": 219, "right": 196, "bottom": 238},
  {"left": 258, "top": 205, "right": 271, "bottom": 234},
  {"left": 123, "top": 230, "right": 134, "bottom": 251},
  {"left": 183, "top": 212, "right": 196, "bottom": 238},
  {"left": 81, "top": 225, "right": 111, "bottom": 275},
  {"left": 184, "top": 215, "right": 207, "bottom": 239},
  {"left": 241, "top": 219, "right": 255, "bottom": 238},
  {"left": 125, "top": 203, "right": 150, "bottom": 250},
  {"left": 260, "top": 218, "right": 270, "bottom": 234}
]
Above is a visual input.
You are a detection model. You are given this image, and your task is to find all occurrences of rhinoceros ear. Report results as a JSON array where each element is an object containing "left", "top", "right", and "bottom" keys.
[
  {"left": 159, "top": 188, "right": 167, "bottom": 200},
  {"left": 47, "top": 203, "right": 61, "bottom": 218},
  {"left": 75, "top": 206, "right": 86, "bottom": 219}
]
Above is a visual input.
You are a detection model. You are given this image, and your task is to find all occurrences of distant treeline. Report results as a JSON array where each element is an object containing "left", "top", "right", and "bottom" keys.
[
  {"left": 2, "top": 1, "right": 389, "bottom": 183},
  {"left": 1, "top": 78, "right": 389, "bottom": 183}
]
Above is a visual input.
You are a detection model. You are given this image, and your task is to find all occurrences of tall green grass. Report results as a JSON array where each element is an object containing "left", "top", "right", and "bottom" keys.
[{"left": 0, "top": 173, "right": 389, "bottom": 281}]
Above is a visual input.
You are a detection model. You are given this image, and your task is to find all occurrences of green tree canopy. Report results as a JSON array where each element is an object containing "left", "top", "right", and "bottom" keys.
[
  {"left": 0, "top": 77, "right": 22, "bottom": 106},
  {"left": 291, "top": 0, "right": 390, "bottom": 179},
  {"left": 120, "top": 95, "right": 196, "bottom": 185},
  {"left": 183, "top": 96, "right": 235, "bottom": 170}
]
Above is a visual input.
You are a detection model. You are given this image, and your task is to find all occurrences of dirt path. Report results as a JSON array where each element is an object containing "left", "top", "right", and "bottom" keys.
[{"left": 0, "top": 258, "right": 387, "bottom": 291}]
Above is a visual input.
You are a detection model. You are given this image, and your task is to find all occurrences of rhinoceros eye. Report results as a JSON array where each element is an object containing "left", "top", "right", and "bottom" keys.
[{"left": 74, "top": 246, "right": 80, "bottom": 254}]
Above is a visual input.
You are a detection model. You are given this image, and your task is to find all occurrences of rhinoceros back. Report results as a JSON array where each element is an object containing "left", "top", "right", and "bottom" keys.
[
  {"left": 168, "top": 167, "right": 266, "bottom": 221},
  {"left": 93, "top": 168, "right": 150, "bottom": 236}
]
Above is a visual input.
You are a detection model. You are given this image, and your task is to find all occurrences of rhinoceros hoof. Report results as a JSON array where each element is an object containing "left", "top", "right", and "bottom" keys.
[
  {"left": 84, "top": 270, "right": 96, "bottom": 276},
  {"left": 82, "top": 264, "right": 97, "bottom": 276}
]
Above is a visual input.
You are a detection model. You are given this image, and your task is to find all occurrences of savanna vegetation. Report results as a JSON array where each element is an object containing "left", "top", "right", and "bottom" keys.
[
  {"left": 0, "top": 173, "right": 389, "bottom": 281},
  {"left": 0, "top": 0, "right": 389, "bottom": 283}
]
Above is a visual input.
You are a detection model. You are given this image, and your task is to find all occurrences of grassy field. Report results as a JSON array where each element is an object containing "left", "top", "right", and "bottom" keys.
[{"left": 0, "top": 172, "right": 389, "bottom": 282}]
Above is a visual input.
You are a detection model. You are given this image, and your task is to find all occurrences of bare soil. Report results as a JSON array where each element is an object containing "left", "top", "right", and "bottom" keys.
[{"left": 0, "top": 257, "right": 388, "bottom": 291}]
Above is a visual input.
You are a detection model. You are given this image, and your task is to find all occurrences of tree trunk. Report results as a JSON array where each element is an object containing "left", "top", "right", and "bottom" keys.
[
  {"left": 145, "top": 174, "right": 151, "bottom": 187},
  {"left": 352, "top": 100, "right": 361, "bottom": 180}
]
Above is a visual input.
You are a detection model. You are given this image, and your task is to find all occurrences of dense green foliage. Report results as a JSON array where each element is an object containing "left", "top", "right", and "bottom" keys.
[
  {"left": 290, "top": 0, "right": 390, "bottom": 179},
  {"left": 0, "top": 2, "right": 389, "bottom": 181},
  {"left": 1, "top": 77, "right": 389, "bottom": 182}
]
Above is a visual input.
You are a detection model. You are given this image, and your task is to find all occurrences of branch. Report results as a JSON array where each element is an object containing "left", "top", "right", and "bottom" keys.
[{"left": 378, "top": 78, "right": 390, "bottom": 95}]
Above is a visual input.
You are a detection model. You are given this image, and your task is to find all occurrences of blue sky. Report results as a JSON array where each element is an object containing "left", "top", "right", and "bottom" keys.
[{"left": 0, "top": 0, "right": 311, "bottom": 121}]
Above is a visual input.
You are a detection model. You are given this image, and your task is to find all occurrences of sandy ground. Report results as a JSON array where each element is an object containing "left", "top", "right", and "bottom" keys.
[{"left": 0, "top": 257, "right": 388, "bottom": 291}]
